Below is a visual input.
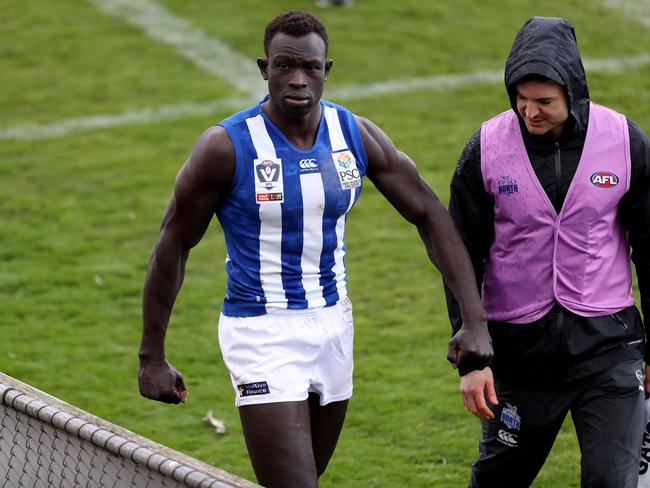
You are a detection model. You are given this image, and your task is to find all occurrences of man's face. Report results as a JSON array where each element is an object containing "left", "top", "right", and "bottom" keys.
[
  {"left": 258, "top": 32, "right": 332, "bottom": 119},
  {"left": 515, "top": 79, "right": 569, "bottom": 138}
]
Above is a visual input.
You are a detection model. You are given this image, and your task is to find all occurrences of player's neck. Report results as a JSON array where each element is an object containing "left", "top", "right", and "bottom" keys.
[{"left": 262, "top": 101, "right": 321, "bottom": 150}]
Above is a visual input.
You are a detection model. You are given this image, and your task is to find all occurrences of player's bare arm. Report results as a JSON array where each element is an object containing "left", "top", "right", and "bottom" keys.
[
  {"left": 138, "top": 126, "right": 235, "bottom": 404},
  {"left": 357, "top": 116, "right": 492, "bottom": 374}
]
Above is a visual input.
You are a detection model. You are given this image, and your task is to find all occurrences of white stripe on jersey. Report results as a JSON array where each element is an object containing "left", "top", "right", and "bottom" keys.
[
  {"left": 324, "top": 106, "right": 355, "bottom": 298},
  {"left": 246, "top": 115, "right": 287, "bottom": 309},
  {"left": 324, "top": 106, "right": 348, "bottom": 151},
  {"left": 246, "top": 114, "right": 276, "bottom": 157},
  {"left": 300, "top": 172, "right": 327, "bottom": 307}
]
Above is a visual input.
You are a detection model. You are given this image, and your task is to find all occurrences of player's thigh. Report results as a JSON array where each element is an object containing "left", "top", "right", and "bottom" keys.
[
  {"left": 239, "top": 400, "right": 318, "bottom": 488},
  {"left": 308, "top": 394, "right": 349, "bottom": 476}
]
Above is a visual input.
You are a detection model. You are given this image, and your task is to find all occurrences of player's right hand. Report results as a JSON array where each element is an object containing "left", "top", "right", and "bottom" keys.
[
  {"left": 447, "top": 322, "right": 493, "bottom": 375},
  {"left": 138, "top": 360, "right": 188, "bottom": 404}
]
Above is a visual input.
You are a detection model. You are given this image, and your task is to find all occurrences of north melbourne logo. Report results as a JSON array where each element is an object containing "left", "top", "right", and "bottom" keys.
[
  {"left": 498, "top": 175, "right": 518, "bottom": 196},
  {"left": 500, "top": 403, "right": 521, "bottom": 430}
]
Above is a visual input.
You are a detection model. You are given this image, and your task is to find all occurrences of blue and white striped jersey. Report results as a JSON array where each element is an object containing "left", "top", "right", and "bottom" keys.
[{"left": 216, "top": 97, "right": 368, "bottom": 316}]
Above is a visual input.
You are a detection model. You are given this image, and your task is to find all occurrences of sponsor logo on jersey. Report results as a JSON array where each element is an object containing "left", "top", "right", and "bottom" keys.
[
  {"left": 590, "top": 171, "right": 619, "bottom": 188},
  {"left": 497, "top": 429, "right": 518, "bottom": 448},
  {"left": 332, "top": 150, "right": 361, "bottom": 189},
  {"left": 500, "top": 403, "right": 521, "bottom": 430},
  {"left": 299, "top": 158, "right": 320, "bottom": 173},
  {"left": 238, "top": 381, "right": 270, "bottom": 397},
  {"left": 498, "top": 175, "right": 518, "bottom": 196},
  {"left": 254, "top": 158, "right": 284, "bottom": 203}
]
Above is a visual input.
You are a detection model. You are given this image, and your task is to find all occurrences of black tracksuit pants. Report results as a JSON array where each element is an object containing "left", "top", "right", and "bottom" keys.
[{"left": 469, "top": 359, "right": 645, "bottom": 488}]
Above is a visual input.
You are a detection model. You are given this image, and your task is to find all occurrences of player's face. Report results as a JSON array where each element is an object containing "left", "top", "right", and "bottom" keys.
[
  {"left": 515, "top": 80, "right": 569, "bottom": 138},
  {"left": 259, "top": 32, "right": 332, "bottom": 119}
]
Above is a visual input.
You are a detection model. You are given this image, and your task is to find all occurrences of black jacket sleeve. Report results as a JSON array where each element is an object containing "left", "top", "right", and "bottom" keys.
[
  {"left": 444, "top": 129, "right": 495, "bottom": 335},
  {"left": 620, "top": 119, "right": 650, "bottom": 361}
]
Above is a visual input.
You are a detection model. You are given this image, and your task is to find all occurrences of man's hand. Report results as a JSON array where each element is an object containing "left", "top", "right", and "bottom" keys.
[
  {"left": 138, "top": 360, "right": 188, "bottom": 404},
  {"left": 460, "top": 367, "right": 498, "bottom": 419},
  {"left": 447, "top": 322, "right": 493, "bottom": 376}
]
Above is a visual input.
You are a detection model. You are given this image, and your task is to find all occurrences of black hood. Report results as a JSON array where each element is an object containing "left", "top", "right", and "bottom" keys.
[{"left": 504, "top": 17, "right": 590, "bottom": 132}]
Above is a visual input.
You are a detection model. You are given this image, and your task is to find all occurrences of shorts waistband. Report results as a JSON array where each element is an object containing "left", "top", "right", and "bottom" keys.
[{"left": 265, "top": 297, "right": 348, "bottom": 317}]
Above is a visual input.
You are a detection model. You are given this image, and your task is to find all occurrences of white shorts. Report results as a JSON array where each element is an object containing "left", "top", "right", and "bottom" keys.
[{"left": 218, "top": 297, "right": 354, "bottom": 407}]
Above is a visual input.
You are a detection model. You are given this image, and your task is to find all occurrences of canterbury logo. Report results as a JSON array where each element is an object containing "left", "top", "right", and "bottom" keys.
[
  {"left": 299, "top": 158, "right": 318, "bottom": 169},
  {"left": 497, "top": 429, "right": 518, "bottom": 447}
]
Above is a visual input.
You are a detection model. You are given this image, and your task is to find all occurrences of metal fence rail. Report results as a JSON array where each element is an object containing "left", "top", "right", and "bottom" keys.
[{"left": 0, "top": 373, "right": 259, "bottom": 488}]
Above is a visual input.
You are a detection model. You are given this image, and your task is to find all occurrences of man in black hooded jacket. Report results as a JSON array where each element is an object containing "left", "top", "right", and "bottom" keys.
[{"left": 445, "top": 17, "right": 650, "bottom": 487}]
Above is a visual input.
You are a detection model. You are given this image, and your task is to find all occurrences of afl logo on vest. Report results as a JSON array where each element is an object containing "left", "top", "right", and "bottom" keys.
[{"left": 590, "top": 171, "right": 619, "bottom": 188}]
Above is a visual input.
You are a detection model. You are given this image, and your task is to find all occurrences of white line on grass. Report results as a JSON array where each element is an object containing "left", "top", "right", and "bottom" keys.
[
  {"left": 328, "top": 54, "right": 650, "bottom": 101},
  {"left": 3, "top": 54, "right": 650, "bottom": 141},
  {"left": 0, "top": 96, "right": 255, "bottom": 141},
  {"left": 88, "top": 0, "right": 266, "bottom": 97},
  {"left": 603, "top": 0, "right": 650, "bottom": 28}
]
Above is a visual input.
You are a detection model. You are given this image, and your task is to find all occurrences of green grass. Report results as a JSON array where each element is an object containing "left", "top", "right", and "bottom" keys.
[{"left": 1, "top": 0, "right": 649, "bottom": 486}]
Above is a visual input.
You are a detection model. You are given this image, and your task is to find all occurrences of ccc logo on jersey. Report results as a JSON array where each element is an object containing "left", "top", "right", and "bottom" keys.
[{"left": 299, "top": 158, "right": 319, "bottom": 173}]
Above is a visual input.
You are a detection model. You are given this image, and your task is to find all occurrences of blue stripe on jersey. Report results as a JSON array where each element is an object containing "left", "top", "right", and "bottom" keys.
[
  {"left": 280, "top": 171, "right": 307, "bottom": 307},
  {"left": 216, "top": 98, "right": 366, "bottom": 316}
]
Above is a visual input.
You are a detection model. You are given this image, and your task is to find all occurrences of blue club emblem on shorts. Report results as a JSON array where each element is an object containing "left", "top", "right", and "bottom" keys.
[{"left": 500, "top": 403, "right": 521, "bottom": 430}]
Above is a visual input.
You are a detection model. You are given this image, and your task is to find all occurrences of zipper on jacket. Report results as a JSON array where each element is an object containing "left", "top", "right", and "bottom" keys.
[
  {"left": 611, "top": 313, "right": 629, "bottom": 329},
  {"left": 554, "top": 142, "right": 562, "bottom": 211}
]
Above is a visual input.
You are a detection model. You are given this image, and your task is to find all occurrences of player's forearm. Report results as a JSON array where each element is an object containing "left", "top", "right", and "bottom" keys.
[
  {"left": 139, "top": 241, "right": 189, "bottom": 362},
  {"left": 418, "top": 208, "right": 487, "bottom": 326}
]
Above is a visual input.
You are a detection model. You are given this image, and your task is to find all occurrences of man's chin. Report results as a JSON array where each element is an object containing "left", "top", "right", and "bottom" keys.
[
  {"left": 281, "top": 103, "right": 313, "bottom": 118},
  {"left": 525, "top": 124, "right": 550, "bottom": 136}
]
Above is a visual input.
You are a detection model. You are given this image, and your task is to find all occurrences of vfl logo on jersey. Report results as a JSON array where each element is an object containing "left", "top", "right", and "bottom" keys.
[
  {"left": 498, "top": 175, "right": 518, "bottom": 196},
  {"left": 590, "top": 171, "right": 619, "bottom": 188},
  {"left": 299, "top": 158, "right": 320, "bottom": 173},
  {"left": 497, "top": 429, "right": 518, "bottom": 448},
  {"left": 254, "top": 158, "right": 284, "bottom": 203},
  {"left": 500, "top": 403, "right": 521, "bottom": 430},
  {"left": 332, "top": 150, "right": 361, "bottom": 189}
]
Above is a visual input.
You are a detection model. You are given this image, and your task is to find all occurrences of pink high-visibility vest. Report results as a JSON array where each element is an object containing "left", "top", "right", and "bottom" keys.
[{"left": 480, "top": 103, "right": 634, "bottom": 323}]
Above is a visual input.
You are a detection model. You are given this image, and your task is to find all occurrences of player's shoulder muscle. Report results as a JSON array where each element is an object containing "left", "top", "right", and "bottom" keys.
[{"left": 182, "top": 125, "right": 235, "bottom": 191}]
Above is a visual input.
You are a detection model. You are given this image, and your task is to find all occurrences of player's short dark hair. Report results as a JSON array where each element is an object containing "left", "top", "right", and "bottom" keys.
[
  {"left": 516, "top": 73, "right": 555, "bottom": 85},
  {"left": 263, "top": 10, "right": 329, "bottom": 56}
]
